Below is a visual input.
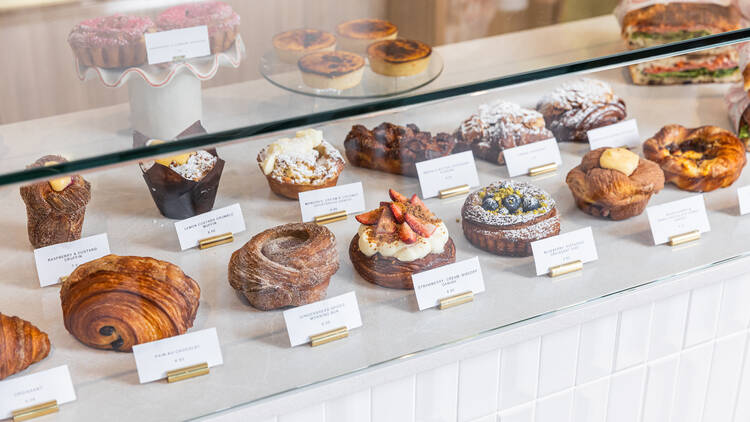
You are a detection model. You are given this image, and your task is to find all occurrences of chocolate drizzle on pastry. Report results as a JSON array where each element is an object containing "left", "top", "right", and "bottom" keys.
[
  {"left": 60, "top": 255, "right": 200, "bottom": 352},
  {"left": 228, "top": 223, "right": 339, "bottom": 310},
  {"left": 344, "top": 122, "right": 468, "bottom": 176},
  {"left": 536, "top": 78, "right": 627, "bottom": 143}
]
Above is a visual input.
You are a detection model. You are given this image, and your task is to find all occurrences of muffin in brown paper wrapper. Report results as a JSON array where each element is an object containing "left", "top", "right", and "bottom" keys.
[{"left": 141, "top": 149, "right": 225, "bottom": 220}]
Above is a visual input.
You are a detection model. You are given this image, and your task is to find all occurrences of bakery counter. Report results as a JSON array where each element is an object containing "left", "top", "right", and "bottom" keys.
[{"left": 2, "top": 66, "right": 750, "bottom": 421}]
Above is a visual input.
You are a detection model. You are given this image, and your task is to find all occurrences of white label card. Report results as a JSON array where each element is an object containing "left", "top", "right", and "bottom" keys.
[
  {"left": 298, "top": 182, "right": 366, "bottom": 223},
  {"left": 503, "top": 138, "right": 563, "bottom": 177},
  {"left": 412, "top": 257, "right": 485, "bottom": 310},
  {"left": 145, "top": 26, "right": 211, "bottom": 65},
  {"left": 738, "top": 186, "right": 750, "bottom": 216},
  {"left": 415, "top": 151, "right": 480, "bottom": 199},
  {"left": 33, "top": 233, "right": 110, "bottom": 287},
  {"left": 0, "top": 365, "right": 76, "bottom": 419},
  {"left": 132, "top": 328, "right": 223, "bottom": 384},
  {"left": 646, "top": 195, "right": 710, "bottom": 245},
  {"left": 283, "top": 292, "right": 362, "bottom": 347},
  {"left": 174, "top": 203, "right": 246, "bottom": 250},
  {"left": 530, "top": 227, "right": 598, "bottom": 276},
  {"left": 587, "top": 119, "right": 641, "bottom": 150}
]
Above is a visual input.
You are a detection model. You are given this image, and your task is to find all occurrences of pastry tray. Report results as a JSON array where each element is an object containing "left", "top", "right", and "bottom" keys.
[
  {"left": 1, "top": 67, "right": 749, "bottom": 421},
  {"left": 259, "top": 49, "right": 444, "bottom": 99}
]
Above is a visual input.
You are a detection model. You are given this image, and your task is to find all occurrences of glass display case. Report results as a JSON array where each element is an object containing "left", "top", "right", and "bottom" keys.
[{"left": 1, "top": 0, "right": 750, "bottom": 421}]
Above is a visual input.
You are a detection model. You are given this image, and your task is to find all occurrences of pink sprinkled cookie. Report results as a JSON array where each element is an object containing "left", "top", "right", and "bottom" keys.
[{"left": 68, "top": 14, "right": 155, "bottom": 68}]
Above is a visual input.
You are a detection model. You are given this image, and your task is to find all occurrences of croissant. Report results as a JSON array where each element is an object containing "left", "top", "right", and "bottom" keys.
[
  {"left": 19, "top": 155, "right": 91, "bottom": 248},
  {"left": 60, "top": 255, "right": 200, "bottom": 352},
  {"left": 228, "top": 223, "right": 339, "bottom": 310},
  {"left": 0, "top": 313, "right": 51, "bottom": 380}
]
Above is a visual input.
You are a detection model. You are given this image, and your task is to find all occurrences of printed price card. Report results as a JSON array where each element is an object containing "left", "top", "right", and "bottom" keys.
[
  {"left": 132, "top": 328, "right": 223, "bottom": 384},
  {"left": 0, "top": 366, "right": 76, "bottom": 419},
  {"left": 587, "top": 119, "right": 640, "bottom": 150},
  {"left": 646, "top": 195, "right": 710, "bottom": 245},
  {"left": 34, "top": 233, "right": 110, "bottom": 287},
  {"left": 298, "top": 182, "right": 365, "bottom": 222},
  {"left": 174, "top": 203, "right": 246, "bottom": 250},
  {"left": 530, "top": 227, "right": 598, "bottom": 276},
  {"left": 283, "top": 292, "right": 362, "bottom": 347},
  {"left": 412, "top": 257, "right": 485, "bottom": 310},
  {"left": 145, "top": 26, "right": 211, "bottom": 65},
  {"left": 416, "top": 151, "right": 479, "bottom": 198},
  {"left": 503, "top": 138, "right": 562, "bottom": 177}
]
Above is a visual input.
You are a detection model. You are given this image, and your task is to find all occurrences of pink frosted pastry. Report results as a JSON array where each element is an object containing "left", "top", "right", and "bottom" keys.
[
  {"left": 156, "top": 1, "right": 240, "bottom": 54},
  {"left": 68, "top": 15, "right": 155, "bottom": 68}
]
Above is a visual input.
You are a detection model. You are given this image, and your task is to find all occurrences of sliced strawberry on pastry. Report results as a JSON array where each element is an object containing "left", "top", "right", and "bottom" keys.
[
  {"left": 389, "top": 189, "right": 408, "bottom": 203},
  {"left": 409, "top": 194, "right": 434, "bottom": 217},
  {"left": 390, "top": 202, "right": 406, "bottom": 223},
  {"left": 376, "top": 206, "right": 398, "bottom": 234},
  {"left": 404, "top": 213, "right": 436, "bottom": 237},
  {"left": 399, "top": 220, "right": 418, "bottom": 244},
  {"left": 355, "top": 208, "right": 382, "bottom": 225}
]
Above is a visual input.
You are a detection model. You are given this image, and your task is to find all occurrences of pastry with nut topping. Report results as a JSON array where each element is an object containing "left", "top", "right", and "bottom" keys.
[
  {"left": 350, "top": 189, "right": 455, "bottom": 289},
  {"left": 257, "top": 129, "right": 345, "bottom": 200},
  {"left": 566, "top": 147, "right": 664, "bottom": 220},
  {"left": 19, "top": 155, "right": 92, "bottom": 248},
  {"left": 461, "top": 180, "right": 560, "bottom": 257}
]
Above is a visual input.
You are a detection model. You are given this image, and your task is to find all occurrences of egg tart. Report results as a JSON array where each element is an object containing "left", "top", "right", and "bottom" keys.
[
  {"left": 298, "top": 51, "right": 365, "bottom": 90},
  {"left": 367, "top": 39, "right": 432, "bottom": 77},
  {"left": 336, "top": 18, "right": 397, "bottom": 54}
]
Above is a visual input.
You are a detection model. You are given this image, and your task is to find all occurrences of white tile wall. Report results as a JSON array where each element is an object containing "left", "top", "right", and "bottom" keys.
[{"left": 215, "top": 271, "right": 750, "bottom": 422}]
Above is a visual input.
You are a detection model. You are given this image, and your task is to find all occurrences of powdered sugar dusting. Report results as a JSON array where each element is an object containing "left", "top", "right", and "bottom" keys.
[
  {"left": 259, "top": 140, "right": 344, "bottom": 185},
  {"left": 170, "top": 150, "right": 217, "bottom": 181},
  {"left": 468, "top": 214, "right": 560, "bottom": 241},
  {"left": 459, "top": 100, "right": 551, "bottom": 144},
  {"left": 462, "top": 180, "right": 556, "bottom": 226},
  {"left": 537, "top": 78, "right": 617, "bottom": 115}
]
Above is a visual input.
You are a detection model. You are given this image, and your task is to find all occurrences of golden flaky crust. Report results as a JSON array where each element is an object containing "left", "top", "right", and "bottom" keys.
[
  {"left": 228, "top": 223, "right": 338, "bottom": 310},
  {"left": 0, "top": 314, "right": 50, "bottom": 380},
  {"left": 19, "top": 155, "right": 92, "bottom": 249},
  {"left": 621, "top": 3, "right": 741, "bottom": 38},
  {"left": 566, "top": 148, "right": 665, "bottom": 220},
  {"left": 60, "top": 255, "right": 200, "bottom": 352},
  {"left": 349, "top": 235, "right": 456, "bottom": 290},
  {"left": 643, "top": 125, "right": 746, "bottom": 192}
]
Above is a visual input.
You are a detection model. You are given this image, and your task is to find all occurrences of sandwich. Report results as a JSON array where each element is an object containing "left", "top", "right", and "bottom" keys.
[
  {"left": 619, "top": 2, "right": 743, "bottom": 85},
  {"left": 726, "top": 84, "right": 750, "bottom": 150}
]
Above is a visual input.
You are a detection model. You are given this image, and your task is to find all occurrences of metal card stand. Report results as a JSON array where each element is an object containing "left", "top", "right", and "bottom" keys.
[
  {"left": 529, "top": 163, "right": 558, "bottom": 177},
  {"left": 439, "top": 184, "right": 470, "bottom": 199},
  {"left": 310, "top": 326, "right": 348, "bottom": 347},
  {"left": 12, "top": 400, "right": 58, "bottom": 422},
  {"left": 549, "top": 260, "right": 583, "bottom": 277},
  {"left": 438, "top": 291, "right": 474, "bottom": 310},
  {"left": 167, "top": 362, "right": 209, "bottom": 383},
  {"left": 314, "top": 210, "right": 348, "bottom": 225},
  {"left": 198, "top": 232, "right": 234, "bottom": 249},
  {"left": 669, "top": 230, "right": 701, "bottom": 246}
]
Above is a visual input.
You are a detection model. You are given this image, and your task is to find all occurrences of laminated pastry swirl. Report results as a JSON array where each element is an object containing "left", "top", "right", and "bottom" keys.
[
  {"left": 60, "top": 255, "right": 200, "bottom": 352},
  {"left": 643, "top": 125, "right": 746, "bottom": 192},
  {"left": 0, "top": 313, "right": 50, "bottom": 380},
  {"left": 536, "top": 78, "right": 627, "bottom": 143},
  {"left": 566, "top": 148, "right": 665, "bottom": 220},
  {"left": 19, "top": 155, "right": 92, "bottom": 248},
  {"left": 228, "top": 223, "right": 339, "bottom": 310},
  {"left": 461, "top": 181, "right": 560, "bottom": 256}
]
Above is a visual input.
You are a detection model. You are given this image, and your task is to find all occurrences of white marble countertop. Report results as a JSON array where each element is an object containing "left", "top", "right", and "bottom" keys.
[{"left": 1, "top": 15, "right": 749, "bottom": 422}]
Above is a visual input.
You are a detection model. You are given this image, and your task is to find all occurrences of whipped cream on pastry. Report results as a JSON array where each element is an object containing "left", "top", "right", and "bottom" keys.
[
  {"left": 358, "top": 222, "right": 449, "bottom": 262},
  {"left": 258, "top": 129, "right": 344, "bottom": 185}
]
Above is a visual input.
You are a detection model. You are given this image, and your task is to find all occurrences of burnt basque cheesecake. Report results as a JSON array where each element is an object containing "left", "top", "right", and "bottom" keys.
[
  {"left": 462, "top": 180, "right": 560, "bottom": 257},
  {"left": 298, "top": 51, "right": 365, "bottom": 90},
  {"left": 350, "top": 189, "right": 455, "bottom": 289},
  {"left": 367, "top": 39, "right": 432, "bottom": 77}
]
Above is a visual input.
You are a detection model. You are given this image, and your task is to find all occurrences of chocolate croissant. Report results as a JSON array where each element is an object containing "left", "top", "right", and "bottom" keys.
[
  {"left": 60, "top": 255, "right": 200, "bottom": 352},
  {"left": 228, "top": 223, "right": 339, "bottom": 310},
  {"left": 19, "top": 155, "right": 91, "bottom": 248},
  {"left": 0, "top": 313, "right": 51, "bottom": 380}
]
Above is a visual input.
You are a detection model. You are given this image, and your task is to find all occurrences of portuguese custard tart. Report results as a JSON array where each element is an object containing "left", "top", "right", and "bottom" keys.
[
  {"left": 257, "top": 129, "right": 345, "bottom": 200},
  {"left": 566, "top": 147, "right": 664, "bottom": 220},
  {"left": 350, "top": 189, "right": 456, "bottom": 289},
  {"left": 462, "top": 180, "right": 560, "bottom": 257},
  {"left": 336, "top": 18, "right": 398, "bottom": 54},
  {"left": 298, "top": 51, "right": 365, "bottom": 90},
  {"left": 272, "top": 29, "right": 336, "bottom": 64},
  {"left": 643, "top": 125, "right": 746, "bottom": 192},
  {"left": 367, "top": 39, "right": 432, "bottom": 77},
  {"left": 228, "top": 223, "right": 339, "bottom": 310}
]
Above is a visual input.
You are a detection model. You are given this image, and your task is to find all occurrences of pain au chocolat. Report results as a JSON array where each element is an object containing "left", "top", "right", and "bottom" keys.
[{"left": 60, "top": 255, "right": 200, "bottom": 352}]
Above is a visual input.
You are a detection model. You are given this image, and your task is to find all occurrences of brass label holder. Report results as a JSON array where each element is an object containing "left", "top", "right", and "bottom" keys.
[
  {"left": 669, "top": 230, "right": 700, "bottom": 246},
  {"left": 439, "top": 184, "right": 470, "bottom": 199},
  {"left": 310, "top": 326, "right": 348, "bottom": 347},
  {"left": 198, "top": 232, "right": 234, "bottom": 249},
  {"left": 12, "top": 400, "right": 58, "bottom": 422},
  {"left": 314, "top": 210, "right": 348, "bottom": 225},
  {"left": 549, "top": 260, "right": 583, "bottom": 277},
  {"left": 167, "top": 362, "right": 209, "bottom": 383},
  {"left": 529, "top": 163, "right": 558, "bottom": 177},
  {"left": 438, "top": 291, "right": 474, "bottom": 310}
]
